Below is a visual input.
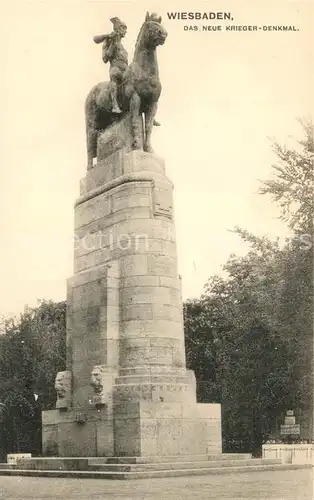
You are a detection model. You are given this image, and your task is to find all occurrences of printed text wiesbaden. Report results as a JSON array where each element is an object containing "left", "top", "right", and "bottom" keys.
[{"left": 167, "top": 12, "right": 233, "bottom": 20}]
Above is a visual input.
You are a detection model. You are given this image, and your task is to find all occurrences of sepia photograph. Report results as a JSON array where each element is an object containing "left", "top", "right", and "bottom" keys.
[{"left": 0, "top": 0, "right": 313, "bottom": 498}]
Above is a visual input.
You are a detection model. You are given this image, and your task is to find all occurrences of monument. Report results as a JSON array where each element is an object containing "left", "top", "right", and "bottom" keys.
[
  {"left": 280, "top": 410, "right": 301, "bottom": 437},
  {"left": 1, "top": 11, "right": 308, "bottom": 479},
  {"left": 42, "top": 11, "right": 222, "bottom": 459}
]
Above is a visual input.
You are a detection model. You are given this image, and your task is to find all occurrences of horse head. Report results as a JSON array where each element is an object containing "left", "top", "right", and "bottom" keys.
[{"left": 136, "top": 12, "right": 168, "bottom": 50}]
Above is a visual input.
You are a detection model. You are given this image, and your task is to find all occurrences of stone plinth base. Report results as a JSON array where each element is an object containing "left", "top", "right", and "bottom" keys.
[
  {"left": 114, "top": 401, "right": 221, "bottom": 457},
  {"left": 42, "top": 407, "right": 114, "bottom": 457},
  {"left": 42, "top": 401, "right": 221, "bottom": 458}
]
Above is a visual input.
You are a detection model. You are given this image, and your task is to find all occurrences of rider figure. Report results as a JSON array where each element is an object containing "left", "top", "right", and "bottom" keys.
[
  {"left": 93, "top": 17, "right": 160, "bottom": 123},
  {"left": 100, "top": 17, "right": 128, "bottom": 114}
]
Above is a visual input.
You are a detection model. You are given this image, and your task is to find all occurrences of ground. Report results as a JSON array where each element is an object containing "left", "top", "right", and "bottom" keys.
[{"left": 0, "top": 469, "right": 312, "bottom": 500}]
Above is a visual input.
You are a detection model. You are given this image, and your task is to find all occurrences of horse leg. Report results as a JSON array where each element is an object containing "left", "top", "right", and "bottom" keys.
[
  {"left": 144, "top": 101, "right": 158, "bottom": 153},
  {"left": 85, "top": 96, "right": 98, "bottom": 170},
  {"left": 86, "top": 130, "right": 98, "bottom": 170},
  {"left": 130, "top": 92, "right": 141, "bottom": 150}
]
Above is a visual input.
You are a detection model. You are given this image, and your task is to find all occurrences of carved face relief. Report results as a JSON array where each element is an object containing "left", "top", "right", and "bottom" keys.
[
  {"left": 91, "top": 366, "right": 105, "bottom": 395},
  {"left": 54, "top": 371, "right": 71, "bottom": 399}
]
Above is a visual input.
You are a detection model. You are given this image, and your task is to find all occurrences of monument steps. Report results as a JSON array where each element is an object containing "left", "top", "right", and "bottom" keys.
[
  {"left": 88, "top": 458, "right": 281, "bottom": 472},
  {"left": 102, "top": 453, "right": 252, "bottom": 464},
  {"left": 0, "top": 462, "right": 311, "bottom": 479},
  {"left": 0, "top": 454, "right": 312, "bottom": 480},
  {"left": 0, "top": 454, "right": 252, "bottom": 471}
]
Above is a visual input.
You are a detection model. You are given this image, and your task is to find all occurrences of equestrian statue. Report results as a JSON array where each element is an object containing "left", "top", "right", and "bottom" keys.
[{"left": 85, "top": 12, "right": 167, "bottom": 169}]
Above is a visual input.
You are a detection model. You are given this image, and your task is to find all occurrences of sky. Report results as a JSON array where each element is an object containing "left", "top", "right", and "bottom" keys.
[{"left": 0, "top": 0, "right": 313, "bottom": 317}]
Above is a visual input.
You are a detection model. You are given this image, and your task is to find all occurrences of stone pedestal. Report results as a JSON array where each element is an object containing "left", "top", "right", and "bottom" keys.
[{"left": 42, "top": 117, "right": 222, "bottom": 458}]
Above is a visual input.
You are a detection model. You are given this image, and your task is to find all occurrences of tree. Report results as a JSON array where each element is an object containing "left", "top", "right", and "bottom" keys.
[
  {"left": 259, "top": 120, "right": 313, "bottom": 233},
  {"left": 260, "top": 120, "right": 313, "bottom": 437},
  {"left": 184, "top": 299, "right": 219, "bottom": 402},
  {"left": 0, "top": 300, "right": 66, "bottom": 459},
  {"left": 184, "top": 122, "right": 313, "bottom": 452}
]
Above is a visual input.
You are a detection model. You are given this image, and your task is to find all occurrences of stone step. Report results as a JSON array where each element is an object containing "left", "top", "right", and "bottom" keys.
[
  {"left": 12, "top": 457, "right": 89, "bottom": 471},
  {"left": 0, "top": 463, "right": 311, "bottom": 479},
  {"left": 6, "top": 453, "right": 253, "bottom": 471},
  {"left": 89, "top": 458, "right": 281, "bottom": 472},
  {"left": 100, "top": 453, "right": 252, "bottom": 465}
]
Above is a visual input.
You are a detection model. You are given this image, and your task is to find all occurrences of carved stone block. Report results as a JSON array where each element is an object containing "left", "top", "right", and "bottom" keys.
[
  {"left": 152, "top": 180, "right": 173, "bottom": 219},
  {"left": 90, "top": 365, "right": 114, "bottom": 407},
  {"left": 55, "top": 371, "right": 72, "bottom": 410}
]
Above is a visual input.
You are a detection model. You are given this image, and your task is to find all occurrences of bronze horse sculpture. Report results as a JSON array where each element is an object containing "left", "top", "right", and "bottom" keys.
[{"left": 85, "top": 13, "right": 168, "bottom": 169}]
